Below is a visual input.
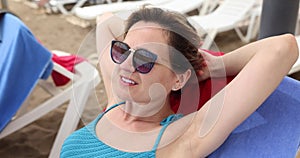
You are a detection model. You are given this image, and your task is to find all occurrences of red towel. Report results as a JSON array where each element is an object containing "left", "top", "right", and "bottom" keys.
[
  {"left": 170, "top": 50, "right": 234, "bottom": 113},
  {"left": 51, "top": 53, "right": 85, "bottom": 86}
]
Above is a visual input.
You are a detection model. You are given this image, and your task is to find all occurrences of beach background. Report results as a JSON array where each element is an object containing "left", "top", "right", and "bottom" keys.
[{"left": 1, "top": 0, "right": 299, "bottom": 157}]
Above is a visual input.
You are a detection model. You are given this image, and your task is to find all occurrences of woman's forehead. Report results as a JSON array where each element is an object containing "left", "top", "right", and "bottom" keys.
[
  {"left": 129, "top": 21, "right": 164, "bottom": 31},
  {"left": 125, "top": 22, "right": 169, "bottom": 48},
  {"left": 124, "top": 21, "right": 173, "bottom": 61},
  {"left": 126, "top": 21, "right": 168, "bottom": 42}
]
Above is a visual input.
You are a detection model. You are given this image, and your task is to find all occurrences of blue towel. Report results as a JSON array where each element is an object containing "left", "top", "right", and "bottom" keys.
[
  {"left": 0, "top": 13, "right": 53, "bottom": 132},
  {"left": 209, "top": 77, "right": 300, "bottom": 158}
]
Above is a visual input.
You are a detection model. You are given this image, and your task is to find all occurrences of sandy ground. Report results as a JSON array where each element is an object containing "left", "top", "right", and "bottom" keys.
[{"left": 1, "top": 0, "right": 299, "bottom": 157}]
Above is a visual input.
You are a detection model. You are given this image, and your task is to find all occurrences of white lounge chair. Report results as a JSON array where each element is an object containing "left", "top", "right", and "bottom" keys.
[
  {"left": 47, "top": 0, "right": 83, "bottom": 14},
  {"left": 0, "top": 12, "right": 100, "bottom": 157},
  {"left": 156, "top": 0, "right": 206, "bottom": 14},
  {"left": 74, "top": 0, "right": 220, "bottom": 21},
  {"left": 188, "top": 0, "right": 258, "bottom": 49},
  {"left": 74, "top": 0, "right": 171, "bottom": 20},
  {"left": 45, "top": 0, "right": 123, "bottom": 14}
]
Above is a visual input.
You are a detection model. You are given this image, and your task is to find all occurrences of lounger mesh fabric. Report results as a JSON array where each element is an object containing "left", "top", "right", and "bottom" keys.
[{"left": 209, "top": 77, "right": 300, "bottom": 158}]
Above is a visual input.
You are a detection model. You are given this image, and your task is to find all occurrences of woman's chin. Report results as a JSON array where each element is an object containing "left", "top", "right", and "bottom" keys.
[{"left": 114, "top": 92, "right": 151, "bottom": 104}]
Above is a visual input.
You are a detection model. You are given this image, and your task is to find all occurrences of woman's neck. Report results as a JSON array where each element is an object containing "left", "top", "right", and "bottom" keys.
[{"left": 106, "top": 100, "right": 174, "bottom": 132}]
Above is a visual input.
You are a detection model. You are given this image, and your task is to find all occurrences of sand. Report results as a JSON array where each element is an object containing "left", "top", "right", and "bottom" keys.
[{"left": 1, "top": 1, "right": 299, "bottom": 157}]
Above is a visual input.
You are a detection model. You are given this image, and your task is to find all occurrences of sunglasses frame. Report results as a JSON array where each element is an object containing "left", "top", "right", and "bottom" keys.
[{"left": 110, "top": 40, "right": 158, "bottom": 74}]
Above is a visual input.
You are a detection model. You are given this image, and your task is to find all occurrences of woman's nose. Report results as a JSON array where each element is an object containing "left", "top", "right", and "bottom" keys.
[{"left": 119, "top": 52, "right": 135, "bottom": 73}]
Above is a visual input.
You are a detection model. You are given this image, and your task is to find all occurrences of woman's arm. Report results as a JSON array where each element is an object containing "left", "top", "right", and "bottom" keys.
[
  {"left": 200, "top": 34, "right": 298, "bottom": 78},
  {"left": 181, "top": 34, "right": 298, "bottom": 157},
  {"left": 96, "top": 13, "right": 125, "bottom": 106},
  {"left": 96, "top": 13, "right": 125, "bottom": 57}
]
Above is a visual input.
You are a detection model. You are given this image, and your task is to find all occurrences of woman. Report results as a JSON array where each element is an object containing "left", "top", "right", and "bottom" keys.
[{"left": 61, "top": 7, "right": 298, "bottom": 157}]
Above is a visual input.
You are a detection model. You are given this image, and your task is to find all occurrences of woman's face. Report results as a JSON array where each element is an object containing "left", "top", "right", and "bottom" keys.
[{"left": 111, "top": 21, "right": 178, "bottom": 104}]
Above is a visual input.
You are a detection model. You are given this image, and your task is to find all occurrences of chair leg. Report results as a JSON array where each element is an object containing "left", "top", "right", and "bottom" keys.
[
  {"left": 49, "top": 81, "right": 92, "bottom": 158},
  {"left": 201, "top": 29, "right": 217, "bottom": 50},
  {"left": 0, "top": 88, "right": 71, "bottom": 139},
  {"left": 235, "top": 8, "right": 260, "bottom": 43},
  {"left": 49, "top": 62, "right": 100, "bottom": 158},
  {"left": 56, "top": 3, "right": 69, "bottom": 15},
  {"left": 1, "top": 0, "right": 8, "bottom": 9},
  {"left": 70, "top": 0, "right": 87, "bottom": 14}
]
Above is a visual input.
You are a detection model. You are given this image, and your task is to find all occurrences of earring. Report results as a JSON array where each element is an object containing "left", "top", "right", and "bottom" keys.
[{"left": 172, "top": 84, "right": 181, "bottom": 91}]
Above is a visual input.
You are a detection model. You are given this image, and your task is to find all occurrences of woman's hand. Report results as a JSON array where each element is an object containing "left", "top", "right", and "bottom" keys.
[{"left": 197, "top": 49, "right": 226, "bottom": 81}]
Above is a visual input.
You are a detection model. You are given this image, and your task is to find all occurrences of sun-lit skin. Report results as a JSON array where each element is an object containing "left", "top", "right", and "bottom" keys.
[
  {"left": 113, "top": 21, "right": 177, "bottom": 104},
  {"left": 95, "top": 19, "right": 195, "bottom": 152},
  {"left": 101, "top": 21, "right": 191, "bottom": 133},
  {"left": 94, "top": 11, "right": 299, "bottom": 157}
]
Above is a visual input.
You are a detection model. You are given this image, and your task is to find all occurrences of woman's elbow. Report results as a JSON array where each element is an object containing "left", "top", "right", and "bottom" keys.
[{"left": 274, "top": 34, "right": 299, "bottom": 65}]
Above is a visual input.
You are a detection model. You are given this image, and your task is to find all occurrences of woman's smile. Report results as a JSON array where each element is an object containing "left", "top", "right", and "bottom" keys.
[{"left": 120, "top": 76, "right": 138, "bottom": 86}]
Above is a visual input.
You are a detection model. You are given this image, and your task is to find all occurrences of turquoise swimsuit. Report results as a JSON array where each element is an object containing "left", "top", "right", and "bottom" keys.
[{"left": 60, "top": 102, "right": 183, "bottom": 158}]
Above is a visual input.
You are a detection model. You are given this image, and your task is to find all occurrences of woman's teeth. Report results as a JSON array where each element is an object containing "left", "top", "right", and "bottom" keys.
[{"left": 121, "top": 77, "right": 137, "bottom": 85}]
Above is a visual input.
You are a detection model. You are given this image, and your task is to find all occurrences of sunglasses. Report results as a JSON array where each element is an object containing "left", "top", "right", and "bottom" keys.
[{"left": 110, "top": 40, "right": 158, "bottom": 74}]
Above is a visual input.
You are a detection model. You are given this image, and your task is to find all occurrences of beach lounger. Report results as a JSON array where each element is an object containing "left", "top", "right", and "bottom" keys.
[
  {"left": 0, "top": 11, "right": 100, "bottom": 157},
  {"left": 74, "top": 0, "right": 219, "bottom": 21},
  {"left": 209, "top": 76, "right": 300, "bottom": 157},
  {"left": 197, "top": 51, "right": 300, "bottom": 157},
  {"left": 74, "top": 0, "right": 171, "bottom": 20},
  {"left": 188, "top": 0, "right": 258, "bottom": 49},
  {"left": 155, "top": 0, "right": 207, "bottom": 15},
  {"left": 46, "top": 0, "right": 120, "bottom": 14},
  {"left": 48, "top": 0, "right": 84, "bottom": 14}
]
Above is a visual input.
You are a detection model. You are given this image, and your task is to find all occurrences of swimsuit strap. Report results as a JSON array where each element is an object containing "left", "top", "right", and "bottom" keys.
[
  {"left": 92, "top": 101, "right": 125, "bottom": 128},
  {"left": 152, "top": 114, "right": 183, "bottom": 151},
  {"left": 104, "top": 101, "right": 126, "bottom": 113},
  {"left": 95, "top": 102, "right": 183, "bottom": 153},
  {"left": 90, "top": 101, "right": 125, "bottom": 132},
  {"left": 96, "top": 101, "right": 125, "bottom": 119}
]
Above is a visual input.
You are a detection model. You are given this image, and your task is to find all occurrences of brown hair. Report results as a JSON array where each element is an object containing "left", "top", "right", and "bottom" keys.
[{"left": 124, "top": 7, "right": 204, "bottom": 75}]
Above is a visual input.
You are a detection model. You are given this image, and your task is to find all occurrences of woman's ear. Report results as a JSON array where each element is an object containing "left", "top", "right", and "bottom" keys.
[{"left": 172, "top": 69, "right": 191, "bottom": 91}]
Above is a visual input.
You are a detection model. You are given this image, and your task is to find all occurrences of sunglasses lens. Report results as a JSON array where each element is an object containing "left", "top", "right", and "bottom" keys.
[
  {"left": 111, "top": 41, "right": 130, "bottom": 64},
  {"left": 111, "top": 41, "right": 158, "bottom": 74},
  {"left": 133, "top": 49, "right": 157, "bottom": 74}
]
